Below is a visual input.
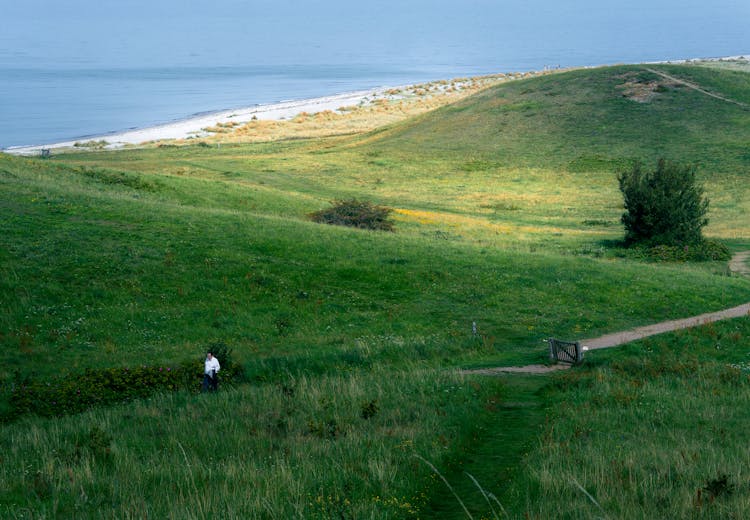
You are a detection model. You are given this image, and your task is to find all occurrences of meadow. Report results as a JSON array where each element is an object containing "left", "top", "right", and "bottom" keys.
[
  {"left": 505, "top": 318, "right": 750, "bottom": 519},
  {"left": 1, "top": 61, "right": 749, "bottom": 517}
]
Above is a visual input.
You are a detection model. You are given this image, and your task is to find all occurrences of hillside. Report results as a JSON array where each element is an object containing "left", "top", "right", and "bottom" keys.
[
  {"left": 1, "top": 63, "right": 750, "bottom": 517},
  {"left": 368, "top": 64, "right": 750, "bottom": 172},
  {"left": 60, "top": 64, "right": 750, "bottom": 248}
]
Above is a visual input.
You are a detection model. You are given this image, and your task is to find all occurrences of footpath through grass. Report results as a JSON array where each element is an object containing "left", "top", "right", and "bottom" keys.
[
  {"left": 0, "top": 365, "right": 506, "bottom": 518},
  {"left": 422, "top": 375, "right": 548, "bottom": 519},
  {"left": 502, "top": 317, "right": 750, "bottom": 518}
]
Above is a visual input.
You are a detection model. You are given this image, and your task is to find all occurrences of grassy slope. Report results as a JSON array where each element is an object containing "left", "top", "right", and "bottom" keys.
[
  {"left": 370, "top": 64, "right": 750, "bottom": 171},
  {"left": 504, "top": 317, "right": 750, "bottom": 518},
  {"left": 2, "top": 153, "right": 747, "bottom": 382},
  {"left": 364, "top": 64, "right": 750, "bottom": 240},
  {"left": 2, "top": 63, "right": 750, "bottom": 517},
  {"left": 60, "top": 65, "right": 750, "bottom": 252}
]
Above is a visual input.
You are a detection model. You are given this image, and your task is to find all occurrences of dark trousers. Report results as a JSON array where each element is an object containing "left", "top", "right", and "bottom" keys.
[{"left": 202, "top": 372, "right": 218, "bottom": 392}]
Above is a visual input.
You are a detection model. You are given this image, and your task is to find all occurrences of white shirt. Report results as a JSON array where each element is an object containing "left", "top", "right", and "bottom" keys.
[{"left": 204, "top": 356, "right": 220, "bottom": 375}]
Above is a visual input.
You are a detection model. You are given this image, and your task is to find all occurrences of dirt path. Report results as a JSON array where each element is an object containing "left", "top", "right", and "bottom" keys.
[
  {"left": 644, "top": 67, "right": 750, "bottom": 109},
  {"left": 464, "top": 251, "right": 750, "bottom": 376},
  {"left": 730, "top": 250, "right": 750, "bottom": 276}
]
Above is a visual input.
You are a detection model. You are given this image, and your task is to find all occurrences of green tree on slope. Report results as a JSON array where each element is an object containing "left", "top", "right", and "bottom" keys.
[{"left": 618, "top": 159, "right": 709, "bottom": 246}]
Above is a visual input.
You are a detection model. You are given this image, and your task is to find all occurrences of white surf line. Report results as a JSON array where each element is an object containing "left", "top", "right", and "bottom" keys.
[{"left": 2, "top": 87, "right": 402, "bottom": 156}]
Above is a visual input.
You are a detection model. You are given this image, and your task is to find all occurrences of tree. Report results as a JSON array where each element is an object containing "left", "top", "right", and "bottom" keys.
[{"left": 618, "top": 159, "right": 709, "bottom": 246}]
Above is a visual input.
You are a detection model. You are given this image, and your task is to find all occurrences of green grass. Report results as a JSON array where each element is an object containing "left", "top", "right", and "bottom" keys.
[
  {"left": 2, "top": 62, "right": 750, "bottom": 517},
  {"left": 54, "top": 65, "right": 750, "bottom": 252},
  {"left": 3, "top": 152, "right": 747, "bottom": 386},
  {"left": 422, "top": 375, "right": 548, "bottom": 518},
  {"left": 501, "top": 317, "right": 750, "bottom": 519},
  {"left": 0, "top": 366, "right": 504, "bottom": 518}
]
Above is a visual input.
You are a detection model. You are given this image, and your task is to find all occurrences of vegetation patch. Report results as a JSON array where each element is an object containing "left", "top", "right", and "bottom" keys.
[
  {"left": 73, "top": 139, "right": 109, "bottom": 149},
  {"left": 76, "top": 166, "right": 159, "bottom": 191},
  {"left": 616, "top": 71, "right": 678, "bottom": 102},
  {"left": 4, "top": 345, "right": 243, "bottom": 421},
  {"left": 619, "top": 159, "right": 709, "bottom": 247},
  {"left": 309, "top": 198, "right": 395, "bottom": 231},
  {"left": 502, "top": 318, "right": 750, "bottom": 518},
  {"left": 632, "top": 240, "right": 731, "bottom": 262}
]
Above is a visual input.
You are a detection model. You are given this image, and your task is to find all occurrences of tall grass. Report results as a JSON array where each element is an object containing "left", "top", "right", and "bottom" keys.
[
  {"left": 504, "top": 317, "right": 750, "bottom": 518},
  {"left": 0, "top": 366, "right": 502, "bottom": 518}
]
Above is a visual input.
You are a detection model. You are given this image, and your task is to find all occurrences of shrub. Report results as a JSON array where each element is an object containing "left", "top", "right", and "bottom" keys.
[
  {"left": 4, "top": 347, "right": 245, "bottom": 421},
  {"left": 618, "top": 159, "right": 709, "bottom": 247},
  {"left": 308, "top": 199, "right": 395, "bottom": 231},
  {"left": 360, "top": 399, "right": 379, "bottom": 419},
  {"left": 624, "top": 239, "right": 731, "bottom": 262},
  {"left": 73, "top": 140, "right": 108, "bottom": 149}
]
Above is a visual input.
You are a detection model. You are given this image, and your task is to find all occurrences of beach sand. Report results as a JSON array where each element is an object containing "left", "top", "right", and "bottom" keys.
[
  {"left": 3, "top": 71, "right": 546, "bottom": 156},
  {"left": 3, "top": 87, "right": 402, "bottom": 156}
]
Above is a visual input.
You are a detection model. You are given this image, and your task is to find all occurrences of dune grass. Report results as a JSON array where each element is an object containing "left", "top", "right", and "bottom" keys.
[{"left": 189, "top": 74, "right": 517, "bottom": 145}]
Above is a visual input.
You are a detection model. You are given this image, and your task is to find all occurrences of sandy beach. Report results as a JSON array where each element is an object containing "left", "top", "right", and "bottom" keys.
[{"left": 2, "top": 86, "right": 403, "bottom": 156}]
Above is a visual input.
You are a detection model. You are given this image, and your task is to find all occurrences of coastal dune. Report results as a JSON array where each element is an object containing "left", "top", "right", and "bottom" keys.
[{"left": 3, "top": 87, "right": 399, "bottom": 156}]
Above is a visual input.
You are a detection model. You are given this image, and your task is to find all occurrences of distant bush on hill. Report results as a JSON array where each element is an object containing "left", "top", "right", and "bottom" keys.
[{"left": 309, "top": 199, "right": 395, "bottom": 231}]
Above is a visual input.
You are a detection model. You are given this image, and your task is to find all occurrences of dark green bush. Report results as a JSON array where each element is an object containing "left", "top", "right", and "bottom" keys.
[
  {"left": 308, "top": 199, "right": 395, "bottom": 231},
  {"left": 618, "top": 159, "right": 709, "bottom": 247},
  {"left": 631, "top": 239, "right": 731, "bottom": 262},
  {"left": 4, "top": 349, "right": 244, "bottom": 421},
  {"left": 360, "top": 399, "right": 379, "bottom": 420}
]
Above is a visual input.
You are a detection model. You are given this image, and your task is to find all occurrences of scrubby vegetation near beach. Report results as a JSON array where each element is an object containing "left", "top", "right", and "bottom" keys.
[
  {"left": 176, "top": 73, "right": 541, "bottom": 145},
  {"left": 2, "top": 61, "right": 750, "bottom": 517}
]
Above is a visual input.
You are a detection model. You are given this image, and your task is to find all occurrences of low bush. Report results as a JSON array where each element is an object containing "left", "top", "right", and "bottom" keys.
[
  {"left": 4, "top": 347, "right": 244, "bottom": 421},
  {"left": 308, "top": 199, "right": 395, "bottom": 231},
  {"left": 634, "top": 239, "right": 731, "bottom": 262}
]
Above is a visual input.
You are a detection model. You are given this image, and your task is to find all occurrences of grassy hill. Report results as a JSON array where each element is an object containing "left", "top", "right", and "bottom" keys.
[
  {"left": 371, "top": 65, "right": 750, "bottom": 169},
  {"left": 1, "top": 63, "right": 749, "bottom": 517}
]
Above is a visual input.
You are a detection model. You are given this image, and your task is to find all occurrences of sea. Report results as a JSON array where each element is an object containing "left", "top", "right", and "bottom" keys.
[{"left": 1, "top": 0, "right": 748, "bottom": 149}]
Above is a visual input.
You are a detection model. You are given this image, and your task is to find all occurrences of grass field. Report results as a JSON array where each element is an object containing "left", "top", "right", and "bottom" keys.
[
  {"left": 2, "top": 61, "right": 750, "bottom": 517},
  {"left": 504, "top": 317, "right": 750, "bottom": 519}
]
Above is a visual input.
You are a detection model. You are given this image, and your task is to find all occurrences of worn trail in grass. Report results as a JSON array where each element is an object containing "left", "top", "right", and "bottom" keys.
[
  {"left": 465, "top": 251, "right": 750, "bottom": 375},
  {"left": 422, "top": 375, "right": 548, "bottom": 519}
]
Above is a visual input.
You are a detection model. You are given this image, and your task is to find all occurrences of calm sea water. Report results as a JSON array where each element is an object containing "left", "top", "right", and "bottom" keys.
[{"left": 1, "top": 0, "right": 748, "bottom": 148}]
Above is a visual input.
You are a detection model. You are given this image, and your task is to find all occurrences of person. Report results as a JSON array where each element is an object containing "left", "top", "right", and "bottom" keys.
[{"left": 202, "top": 351, "right": 221, "bottom": 392}]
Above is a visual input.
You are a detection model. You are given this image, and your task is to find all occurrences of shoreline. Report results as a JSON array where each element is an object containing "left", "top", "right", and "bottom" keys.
[
  {"left": 4, "top": 55, "right": 747, "bottom": 156},
  {"left": 3, "top": 86, "right": 403, "bottom": 156}
]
